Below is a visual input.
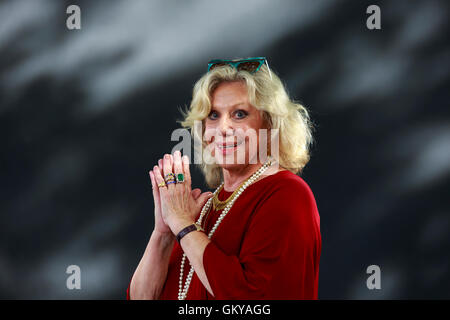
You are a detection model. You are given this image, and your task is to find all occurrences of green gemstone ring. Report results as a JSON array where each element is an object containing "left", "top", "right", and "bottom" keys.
[{"left": 176, "top": 173, "right": 185, "bottom": 183}]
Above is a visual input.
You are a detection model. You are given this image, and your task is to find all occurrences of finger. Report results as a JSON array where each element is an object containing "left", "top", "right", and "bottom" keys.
[
  {"left": 192, "top": 188, "right": 201, "bottom": 200},
  {"left": 173, "top": 150, "right": 183, "bottom": 177},
  {"left": 163, "top": 154, "right": 175, "bottom": 190},
  {"left": 169, "top": 154, "right": 177, "bottom": 190},
  {"left": 182, "top": 155, "right": 192, "bottom": 194},
  {"left": 163, "top": 154, "right": 172, "bottom": 175},
  {"left": 169, "top": 154, "right": 174, "bottom": 176},
  {"left": 169, "top": 154, "right": 174, "bottom": 168},
  {"left": 149, "top": 171, "right": 161, "bottom": 212},
  {"left": 153, "top": 165, "right": 168, "bottom": 196},
  {"left": 195, "top": 191, "right": 214, "bottom": 211},
  {"left": 158, "top": 158, "right": 165, "bottom": 181},
  {"left": 173, "top": 150, "right": 185, "bottom": 196}
]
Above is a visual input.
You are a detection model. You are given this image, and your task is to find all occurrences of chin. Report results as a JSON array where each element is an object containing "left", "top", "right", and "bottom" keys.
[
  {"left": 216, "top": 160, "right": 246, "bottom": 170},
  {"left": 213, "top": 152, "right": 260, "bottom": 169}
]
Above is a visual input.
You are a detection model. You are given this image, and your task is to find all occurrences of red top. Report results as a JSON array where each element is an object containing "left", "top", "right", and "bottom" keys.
[{"left": 127, "top": 170, "right": 321, "bottom": 300}]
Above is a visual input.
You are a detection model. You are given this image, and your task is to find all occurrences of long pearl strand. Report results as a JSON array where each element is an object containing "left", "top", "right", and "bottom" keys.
[{"left": 178, "top": 158, "right": 273, "bottom": 300}]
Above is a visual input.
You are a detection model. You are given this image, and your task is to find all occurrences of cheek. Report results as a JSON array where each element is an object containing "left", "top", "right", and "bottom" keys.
[
  {"left": 242, "top": 122, "right": 264, "bottom": 149},
  {"left": 203, "top": 124, "right": 217, "bottom": 142},
  {"left": 239, "top": 118, "right": 261, "bottom": 137}
]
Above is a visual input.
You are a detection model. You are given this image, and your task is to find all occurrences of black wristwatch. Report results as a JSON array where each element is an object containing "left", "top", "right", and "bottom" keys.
[{"left": 176, "top": 223, "right": 204, "bottom": 243}]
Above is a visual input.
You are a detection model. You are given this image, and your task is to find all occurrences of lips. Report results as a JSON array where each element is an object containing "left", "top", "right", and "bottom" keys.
[
  {"left": 216, "top": 141, "right": 243, "bottom": 149},
  {"left": 215, "top": 140, "right": 244, "bottom": 156}
]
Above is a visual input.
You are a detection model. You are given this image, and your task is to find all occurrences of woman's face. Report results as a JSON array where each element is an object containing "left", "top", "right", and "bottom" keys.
[{"left": 204, "top": 81, "right": 267, "bottom": 169}]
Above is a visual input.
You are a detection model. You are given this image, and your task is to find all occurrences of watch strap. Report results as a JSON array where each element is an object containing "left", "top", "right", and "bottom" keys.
[{"left": 176, "top": 224, "right": 203, "bottom": 243}]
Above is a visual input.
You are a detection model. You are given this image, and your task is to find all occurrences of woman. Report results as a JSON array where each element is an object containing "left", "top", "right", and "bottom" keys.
[{"left": 127, "top": 57, "right": 321, "bottom": 300}]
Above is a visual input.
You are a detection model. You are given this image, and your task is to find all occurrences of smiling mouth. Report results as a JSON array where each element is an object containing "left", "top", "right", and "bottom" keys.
[{"left": 216, "top": 141, "right": 244, "bottom": 149}]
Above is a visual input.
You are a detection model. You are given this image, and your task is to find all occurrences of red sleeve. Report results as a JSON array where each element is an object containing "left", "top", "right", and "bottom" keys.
[
  {"left": 126, "top": 278, "right": 132, "bottom": 300},
  {"left": 202, "top": 179, "right": 321, "bottom": 299}
]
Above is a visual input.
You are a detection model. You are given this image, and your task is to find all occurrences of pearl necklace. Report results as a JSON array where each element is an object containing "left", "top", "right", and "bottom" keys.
[{"left": 178, "top": 158, "right": 273, "bottom": 300}]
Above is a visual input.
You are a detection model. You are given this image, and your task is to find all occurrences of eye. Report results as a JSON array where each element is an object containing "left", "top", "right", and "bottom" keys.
[
  {"left": 234, "top": 109, "right": 248, "bottom": 119},
  {"left": 208, "top": 110, "right": 219, "bottom": 120}
]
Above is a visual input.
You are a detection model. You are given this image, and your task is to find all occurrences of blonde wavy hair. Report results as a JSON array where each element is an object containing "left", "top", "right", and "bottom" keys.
[{"left": 178, "top": 62, "right": 313, "bottom": 189}]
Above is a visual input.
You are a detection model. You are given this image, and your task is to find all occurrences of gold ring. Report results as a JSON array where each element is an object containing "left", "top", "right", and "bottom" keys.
[{"left": 158, "top": 181, "right": 166, "bottom": 188}]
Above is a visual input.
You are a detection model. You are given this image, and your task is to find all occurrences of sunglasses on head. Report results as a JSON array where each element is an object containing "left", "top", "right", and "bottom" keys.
[{"left": 207, "top": 57, "right": 272, "bottom": 79}]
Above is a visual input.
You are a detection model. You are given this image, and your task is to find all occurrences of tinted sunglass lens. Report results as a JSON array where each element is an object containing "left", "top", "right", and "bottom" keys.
[
  {"left": 237, "top": 61, "right": 261, "bottom": 72},
  {"left": 209, "top": 62, "right": 227, "bottom": 71}
]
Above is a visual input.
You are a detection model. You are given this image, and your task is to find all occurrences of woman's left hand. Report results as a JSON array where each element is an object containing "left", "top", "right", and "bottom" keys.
[{"left": 152, "top": 150, "right": 213, "bottom": 236}]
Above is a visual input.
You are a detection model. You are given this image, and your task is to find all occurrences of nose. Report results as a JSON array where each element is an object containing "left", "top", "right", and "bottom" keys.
[{"left": 218, "top": 114, "right": 234, "bottom": 137}]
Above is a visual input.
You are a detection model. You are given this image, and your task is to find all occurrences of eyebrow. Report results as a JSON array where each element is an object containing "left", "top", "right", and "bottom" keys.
[{"left": 211, "top": 102, "right": 247, "bottom": 110}]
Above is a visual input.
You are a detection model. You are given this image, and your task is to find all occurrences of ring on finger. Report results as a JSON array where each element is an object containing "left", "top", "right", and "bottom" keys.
[
  {"left": 164, "top": 173, "right": 176, "bottom": 184},
  {"left": 157, "top": 181, "right": 167, "bottom": 188},
  {"left": 175, "top": 173, "right": 185, "bottom": 183}
]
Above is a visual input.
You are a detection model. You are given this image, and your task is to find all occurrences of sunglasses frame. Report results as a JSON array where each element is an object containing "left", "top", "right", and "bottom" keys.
[{"left": 207, "top": 57, "right": 268, "bottom": 74}]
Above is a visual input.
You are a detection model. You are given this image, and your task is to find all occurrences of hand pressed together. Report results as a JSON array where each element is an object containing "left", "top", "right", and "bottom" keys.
[{"left": 149, "top": 150, "right": 213, "bottom": 236}]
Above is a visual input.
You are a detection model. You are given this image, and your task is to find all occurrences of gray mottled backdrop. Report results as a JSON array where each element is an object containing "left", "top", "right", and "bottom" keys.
[{"left": 0, "top": 0, "right": 448, "bottom": 299}]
